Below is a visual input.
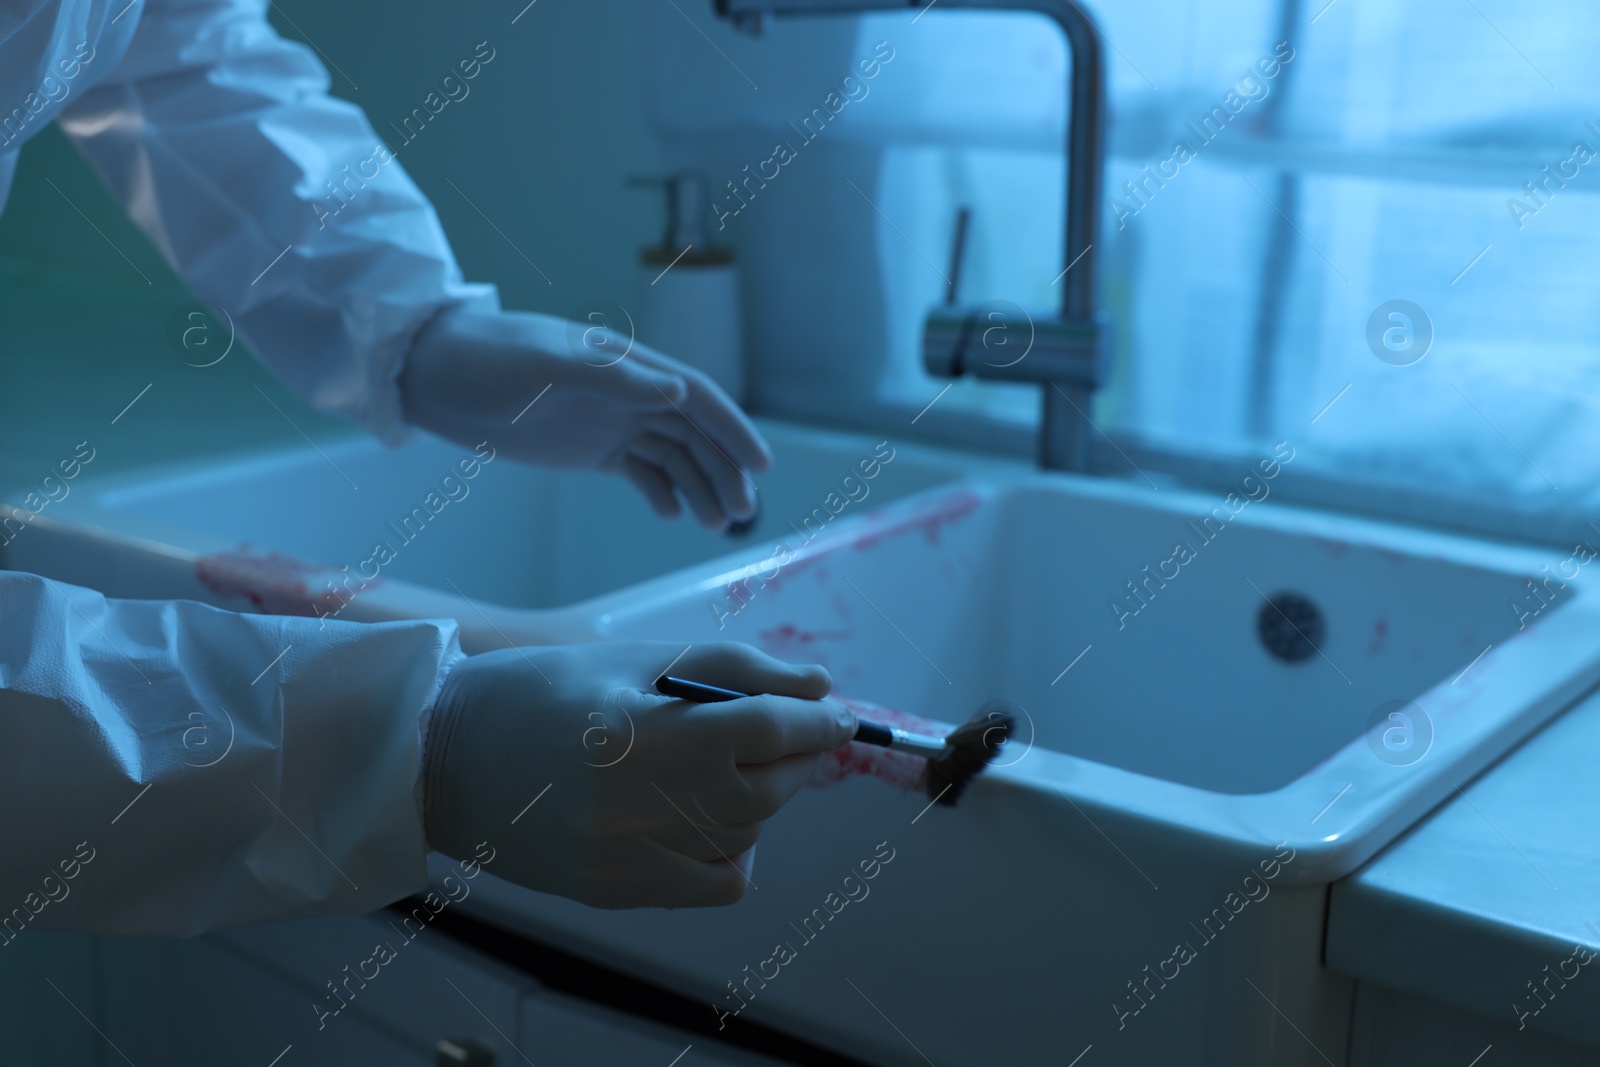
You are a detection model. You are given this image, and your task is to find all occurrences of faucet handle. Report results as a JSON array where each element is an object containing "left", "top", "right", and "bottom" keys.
[{"left": 922, "top": 304, "right": 1111, "bottom": 388}]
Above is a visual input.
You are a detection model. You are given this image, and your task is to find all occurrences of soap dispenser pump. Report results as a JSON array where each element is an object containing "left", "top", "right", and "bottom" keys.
[{"left": 629, "top": 170, "right": 745, "bottom": 403}]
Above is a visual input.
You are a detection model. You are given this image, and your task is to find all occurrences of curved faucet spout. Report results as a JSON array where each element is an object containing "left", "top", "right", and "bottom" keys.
[{"left": 715, "top": 0, "right": 1109, "bottom": 472}]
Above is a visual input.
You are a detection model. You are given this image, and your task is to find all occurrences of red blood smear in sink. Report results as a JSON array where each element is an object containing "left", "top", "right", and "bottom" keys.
[
  {"left": 195, "top": 546, "right": 359, "bottom": 617},
  {"left": 759, "top": 623, "right": 852, "bottom": 650},
  {"left": 747, "top": 488, "right": 985, "bottom": 603},
  {"left": 808, "top": 696, "right": 955, "bottom": 793},
  {"left": 849, "top": 489, "right": 982, "bottom": 552},
  {"left": 1369, "top": 616, "right": 1389, "bottom": 655}
]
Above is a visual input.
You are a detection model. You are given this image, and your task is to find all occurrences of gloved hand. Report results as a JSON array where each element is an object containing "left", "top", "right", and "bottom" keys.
[
  {"left": 401, "top": 307, "right": 769, "bottom": 531},
  {"left": 421, "top": 642, "right": 856, "bottom": 909}
]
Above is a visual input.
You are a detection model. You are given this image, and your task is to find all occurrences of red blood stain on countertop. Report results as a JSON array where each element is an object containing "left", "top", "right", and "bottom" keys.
[
  {"left": 808, "top": 697, "right": 955, "bottom": 794},
  {"left": 195, "top": 546, "right": 364, "bottom": 617}
]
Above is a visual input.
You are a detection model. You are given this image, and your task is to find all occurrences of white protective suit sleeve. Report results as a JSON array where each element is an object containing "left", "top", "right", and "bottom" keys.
[
  {"left": 0, "top": 571, "right": 466, "bottom": 938},
  {"left": 53, "top": 0, "right": 500, "bottom": 444}
]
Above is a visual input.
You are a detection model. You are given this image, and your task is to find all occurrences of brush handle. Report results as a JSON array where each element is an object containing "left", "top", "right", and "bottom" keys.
[{"left": 654, "top": 675, "right": 948, "bottom": 758}]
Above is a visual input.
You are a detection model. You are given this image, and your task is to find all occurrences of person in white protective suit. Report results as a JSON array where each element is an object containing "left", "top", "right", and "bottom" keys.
[{"left": 0, "top": 0, "right": 858, "bottom": 935}]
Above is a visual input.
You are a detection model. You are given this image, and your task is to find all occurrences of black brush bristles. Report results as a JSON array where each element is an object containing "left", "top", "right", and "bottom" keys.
[{"left": 922, "top": 700, "right": 1016, "bottom": 806}]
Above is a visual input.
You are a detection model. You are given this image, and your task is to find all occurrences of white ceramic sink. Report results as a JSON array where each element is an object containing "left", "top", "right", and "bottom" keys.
[
  {"left": 595, "top": 473, "right": 1600, "bottom": 854},
  {"left": 9, "top": 425, "right": 1599, "bottom": 1066},
  {"left": 453, "top": 471, "right": 1600, "bottom": 1066}
]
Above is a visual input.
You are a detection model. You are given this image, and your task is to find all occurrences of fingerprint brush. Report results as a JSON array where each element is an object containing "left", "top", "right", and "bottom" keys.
[{"left": 654, "top": 675, "right": 1013, "bottom": 807}]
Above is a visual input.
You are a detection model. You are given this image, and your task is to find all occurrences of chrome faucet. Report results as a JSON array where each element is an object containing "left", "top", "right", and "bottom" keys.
[{"left": 715, "top": 0, "right": 1109, "bottom": 473}]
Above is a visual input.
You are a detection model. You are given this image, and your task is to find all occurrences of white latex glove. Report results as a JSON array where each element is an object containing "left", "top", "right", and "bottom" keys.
[
  {"left": 401, "top": 307, "right": 770, "bottom": 531},
  {"left": 421, "top": 642, "right": 856, "bottom": 909}
]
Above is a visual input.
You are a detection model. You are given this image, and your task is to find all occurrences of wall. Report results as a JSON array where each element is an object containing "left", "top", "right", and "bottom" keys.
[
  {"left": 0, "top": 1, "right": 1078, "bottom": 452},
  {"left": 0, "top": 0, "right": 665, "bottom": 334}
]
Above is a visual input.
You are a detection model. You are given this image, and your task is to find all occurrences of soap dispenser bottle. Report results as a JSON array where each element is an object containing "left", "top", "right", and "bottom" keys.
[{"left": 629, "top": 171, "right": 745, "bottom": 403}]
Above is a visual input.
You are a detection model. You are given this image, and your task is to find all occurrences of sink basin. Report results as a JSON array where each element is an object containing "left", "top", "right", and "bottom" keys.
[
  {"left": 2, "top": 420, "right": 984, "bottom": 625},
  {"left": 597, "top": 473, "right": 1600, "bottom": 845},
  {"left": 450, "top": 471, "right": 1600, "bottom": 1067}
]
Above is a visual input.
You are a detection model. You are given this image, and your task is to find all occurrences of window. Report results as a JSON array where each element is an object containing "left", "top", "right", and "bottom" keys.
[
  {"left": 1105, "top": 0, "right": 1600, "bottom": 544},
  {"left": 647, "top": 2, "right": 1600, "bottom": 544}
]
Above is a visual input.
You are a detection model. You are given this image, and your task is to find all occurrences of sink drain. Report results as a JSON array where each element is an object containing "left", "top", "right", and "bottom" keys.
[{"left": 1257, "top": 593, "right": 1325, "bottom": 663}]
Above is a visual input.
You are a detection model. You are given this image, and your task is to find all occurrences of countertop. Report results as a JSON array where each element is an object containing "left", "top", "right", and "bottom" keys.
[{"left": 1327, "top": 682, "right": 1600, "bottom": 1049}]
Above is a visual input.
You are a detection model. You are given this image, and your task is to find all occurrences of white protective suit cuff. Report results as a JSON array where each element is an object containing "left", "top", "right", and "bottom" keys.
[
  {"left": 363, "top": 284, "right": 501, "bottom": 448},
  {"left": 0, "top": 573, "right": 467, "bottom": 936}
]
